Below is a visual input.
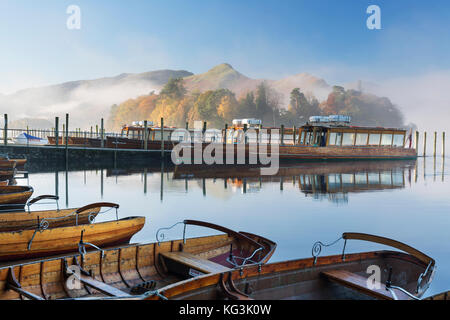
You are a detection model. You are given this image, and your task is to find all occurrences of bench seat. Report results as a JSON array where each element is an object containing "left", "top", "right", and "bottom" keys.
[
  {"left": 322, "top": 269, "right": 410, "bottom": 300},
  {"left": 161, "top": 251, "right": 230, "bottom": 274}
]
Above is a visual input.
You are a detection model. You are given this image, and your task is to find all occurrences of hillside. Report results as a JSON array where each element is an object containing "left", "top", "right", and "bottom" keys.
[
  {"left": 0, "top": 69, "right": 193, "bottom": 128},
  {"left": 108, "top": 76, "right": 407, "bottom": 131},
  {"left": 183, "top": 63, "right": 262, "bottom": 96}
]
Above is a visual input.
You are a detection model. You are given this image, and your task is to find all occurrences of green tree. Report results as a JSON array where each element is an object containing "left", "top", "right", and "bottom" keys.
[{"left": 159, "top": 78, "right": 187, "bottom": 100}]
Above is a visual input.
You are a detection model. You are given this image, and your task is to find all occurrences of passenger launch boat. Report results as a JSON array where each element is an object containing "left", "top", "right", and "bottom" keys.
[
  {"left": 147, "top": 232, "right": 435, "bottom": 300},
  {"left": 0, "top": 220, "right": 275, "bottom": 300},
  {"left": 51, "top": 116, "right": 415, "bottom": 161}
]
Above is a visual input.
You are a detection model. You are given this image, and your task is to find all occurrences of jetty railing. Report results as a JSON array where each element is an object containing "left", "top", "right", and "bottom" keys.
[{"left": 1, "top": 114, "right": 447, "bottom": 157}]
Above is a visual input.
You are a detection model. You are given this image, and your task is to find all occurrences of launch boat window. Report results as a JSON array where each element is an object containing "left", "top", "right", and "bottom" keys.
[
  {"left": 355, "top": 133, "right": 369, "bottom": 146},
  {"left": 381, "top": 133, "right": 393, "bottom": 146},
  {"left": 342, "top": 133, "right": 355, "bottom": 146},
  {"left": 368, "top": 133, "right": 381, "bottom": 145},
  {"left": 328, "top": 132, "right": 343, "bottom": 146},
  {"left": 393, "top": 134, "right": 405, "bottom": 147}
]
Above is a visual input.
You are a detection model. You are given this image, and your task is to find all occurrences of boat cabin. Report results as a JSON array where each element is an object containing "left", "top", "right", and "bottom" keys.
[{"left": 298, "top": 116, "right": 407, "bottom": 148}]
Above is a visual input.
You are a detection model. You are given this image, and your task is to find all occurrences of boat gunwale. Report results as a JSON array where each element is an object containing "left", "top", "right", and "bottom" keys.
[{"left": 148, "top": 249, "right": 429, "bottom": 300}]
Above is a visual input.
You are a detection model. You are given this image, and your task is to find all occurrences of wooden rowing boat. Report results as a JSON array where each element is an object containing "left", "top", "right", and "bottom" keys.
[
  {"left": 0, "top": 216, "right": 145, "bottom": 262},
  {"left": 426, "top": 291, "right": 449, "bottom": 300},
  {"left": 0, "top": 199, "right": 118, "bottom": 232},
  {"left": 0, "top": 181, "right": 8, "bottom": 187},
  {"left": 0, "top": 186, "right": 34, "bottom": 210},
  {"left": 0, "top": 219, "right": 275, "bottom": 299},
  {"left": 147, "top": 232, "right": 435, "bottom": 300},
  {"left": 0, "top": 160, "right": 16, "bottom": 170},
  {"left": 0, "top": 158, "right": 26, "bottom": 169},
  {"left": 0, "top": 170, "right": 15, "bottom": 182}
]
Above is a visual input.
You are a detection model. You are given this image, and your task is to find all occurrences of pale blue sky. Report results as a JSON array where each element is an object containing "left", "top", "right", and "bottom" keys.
[{"left": 0, "top": 0, "right": 449, "bottom": 93}]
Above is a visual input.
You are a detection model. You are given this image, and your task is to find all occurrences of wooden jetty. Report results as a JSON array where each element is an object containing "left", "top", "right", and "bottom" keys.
[
  {"left": 147, "top": 232, "right": 435, "bottom": 300},
  {"left": 0, "top": 219, "right": 275, "bottom": 299}
]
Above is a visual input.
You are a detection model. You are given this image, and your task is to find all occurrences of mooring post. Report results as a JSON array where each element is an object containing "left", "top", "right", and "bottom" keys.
[
  {"left": 55, "top": 117, "right": 59, "bottom": 147},
  {"left": 415, "top": 131, "right": 419, "bottom": 151},
  {"left": 203, "top": 121, "right": 207, "bottom": 142},
  {"left": 160, "top": 117, "right": 164, "bottom": 158},
  {"left": 281, "top": 125, "right": 285, "bottom": 145},
  {"left": 96, "top": 125, "right": 98, "bottom": 136},
  {"left": 100, "top": 118, "right": 104, "bottom": 148},
  {"left": 423, "top": 131, "right": 427, "bottom": 157},
  {"left": 224, "top": 124, "right": 228, "bottom": 143},
  {"left": 434, "top": 132, "right": 437, "bottom": 157},
  {"left": 243, "top": 124, "right": 248, "bottom": 144},
  {"left": 443, "top": 132, "right": 446, "bottom": 157},
  {"left": 144, "top": 120, "right": 148, "bottom": 150},
  {"left": 65, "top": 114, "right": 69, "bottom": 162},
  {"left": 185, "top": 121, "right": 189, "bottom": 141},
  {"left": 3, "top": 114, "right": 7, "bottom": 146},
  {"left": 293, "top": 126, "right": 296, "bottom": 145}
]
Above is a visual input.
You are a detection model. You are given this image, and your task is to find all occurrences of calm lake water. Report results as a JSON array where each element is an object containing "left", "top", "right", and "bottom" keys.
[{"left": 17, "top": 156, "right": 450, "bottom": 297}]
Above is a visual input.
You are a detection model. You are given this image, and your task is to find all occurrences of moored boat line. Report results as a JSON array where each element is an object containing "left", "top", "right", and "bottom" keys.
[
  {"left": 0, "top": 219, "right": 275, "bottom": 300},
  {"left": 146, "top": 232, "right": 436, "bottom": 301}
]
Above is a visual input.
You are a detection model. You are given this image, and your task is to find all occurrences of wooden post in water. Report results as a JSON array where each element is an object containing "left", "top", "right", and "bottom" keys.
[
  {"left": 144, "top": 120, "right": 148, "bottom": 150},
  {"left": 243, "top": 124, "right": 248, "bottom": 144},
  {"left": 100, "top": 118, "right": 104, "bottom": 148},
  {"left": 3, "top": 114, "right": 7, "bottom": 146},
  {"left": 415, "top": 131, "right": 419, "bottom": 151},
  {"left": 203, "top": 121, "right": 207, "bottom": 142},
  {"left": 434, "top": 131, "right": 437, "bottom": 157},
  {"left": 423, "top": 131, "right": 427, "bottom": 157},
  {"left": 224, "top": 124, "right": 228, "bottom": 143},
  {"left": 280, "top": 125, "right": 284, "bottom": 145},
  {"left": 160, "top": 117, "right": 164, "bottom": 158},
  {"left": 65, "top": 114, "right": 69, "bottom": 162},
  {"left": 96, "top": 125, "right": 98, "bottom": 136},
  {"left": 443, "top": 132, "right": 446, "bottom": 157},
  {"left": 55, "top": 117, "right": 59, "bottom": 147},
  {"left": 293, "top": 126, "right": 296, "bottom": 145}
]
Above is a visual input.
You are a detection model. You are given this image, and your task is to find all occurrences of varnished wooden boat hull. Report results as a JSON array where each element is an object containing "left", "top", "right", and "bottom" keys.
[
  {"left": 148, "top": 233, "right": 435, "bottom": 301},
  {"left": 0, "top": 216, "right": 145, "bottom": 262},
  {"left": 0, "top": 220, "right": 275, "bottom": 299},
  {"left": 0, "top": 170, "right": 16, "bottom": 182},
  {"left": 47, "top": 136, "right": 101, "bottom": 148},
  {"left": 148, "top": 250, "right": 430, "bottom": 300},
  {"left": 0, "top": 181, "right": 8, "bottom": 187},
  {"left": 0, "top": 160, "right": 16, "bottom": 170},
  {"left": 0, "top": 207, "right": 101, "bottom": 232},
  {"left": 426, "top": 291, "right": 450, "bottom": 300},
  {"left": 0, "top": 158, "right": 26, "bottom": 169},
  {"left": 0, "top": 186, "right": 33, "bottom": 209}
]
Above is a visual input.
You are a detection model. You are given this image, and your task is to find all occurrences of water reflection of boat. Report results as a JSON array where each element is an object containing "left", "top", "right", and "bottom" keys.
[
  {"left": 173, "top": 160, "right": 416, "bottom": 179},
  {"left": 174, "top": 160, "right": 414, "bottom": 203}
]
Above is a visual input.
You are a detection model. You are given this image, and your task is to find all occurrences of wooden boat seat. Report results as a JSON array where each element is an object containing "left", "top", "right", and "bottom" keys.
[
  {"left": 161, "top": 251, "right": 229, "bottom": 274},
  {"left": 321, "top": 270, "right": 409, "bottom": 300},
  {"left": 78, "top": 273, "right": 132, "bottom": 298}
]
